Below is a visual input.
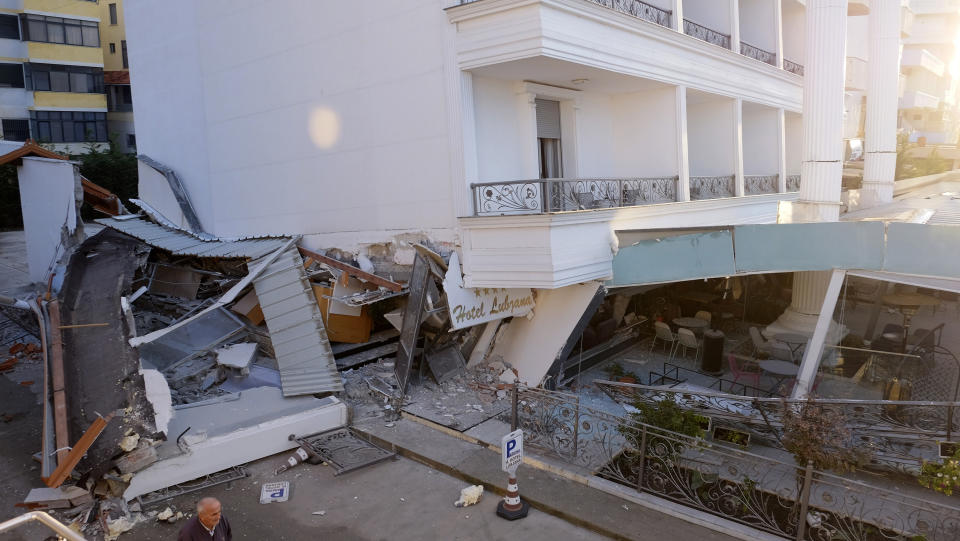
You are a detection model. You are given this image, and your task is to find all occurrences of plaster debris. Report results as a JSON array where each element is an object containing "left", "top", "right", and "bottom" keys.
[
  {"left": 119, "top": 433, "right": 140, "bottom": 452},
  {"left": 453, "top": 485, "right": 484, "bottom": 508},
  {"left": 156, "top": 507, "right": 174, "bottom": 521},
  {"left": 215, "top": 342, "right": 257, "bottom": 371},
  {"left": 312, "top": 510, "right": 326, "bottom": 516}
]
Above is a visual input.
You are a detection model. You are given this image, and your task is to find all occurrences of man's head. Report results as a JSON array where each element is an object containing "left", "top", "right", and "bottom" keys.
[{"left": 197, "top": 497, "right": 222, "bottom": 529}]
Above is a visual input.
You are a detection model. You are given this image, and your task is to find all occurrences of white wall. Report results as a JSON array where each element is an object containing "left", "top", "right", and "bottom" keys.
[
  {"left": 126, "top": 0, "right": 456, "bottom": 240},
  {"left": 742, "top": 104, "right": 779, "bottom": 175},
  {"left": 739, "top": 0, "right": 776, "bottom": 52},
  {"left": 473, "top": 76, "right": 530, "bottom": 182},
  {"left": 683, "top": 0, "right": 732, "bottom": 34},
  {"left": 687, "top": 98, "right": 735, "bottom": 176},
  {"left": 0, "top": 87, "right": 30, "bottom": 120},
  {"left": 845, "top": 15, "right": 869, "bottom": 61},
  {"left": 785, "top": 111, "right": 802, "bottom": 175},
  {"left": 611, "top": 87, "right": 679, "bottom": 177},
  {"left": 137, "top": 161, "right": 188, "bottom": 229},
  {"left": 17, "top": 157, "right": 82, "bottom": 283},
  {"left": 575, "top": 93, "right": 614, "bottom": 177},
  {"left": 843, "top": 91, "right": 865, "bottom": 140},
  {"left": 782, "top": 0, "right": 805, "bottom": 65}
]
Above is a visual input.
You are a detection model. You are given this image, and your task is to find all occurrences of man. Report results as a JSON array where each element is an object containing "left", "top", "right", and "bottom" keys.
[{"left": 178, "top": 497, "right": 232, "bottom": 540}]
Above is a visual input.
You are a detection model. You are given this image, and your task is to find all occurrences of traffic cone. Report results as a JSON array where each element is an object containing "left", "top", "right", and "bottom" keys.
[{"left": 496, "top": 475, "right": 529, "bottom": 520}]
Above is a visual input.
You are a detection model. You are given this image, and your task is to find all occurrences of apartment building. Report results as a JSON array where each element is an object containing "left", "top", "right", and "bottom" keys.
[
  {"left": 0, "top": 0, "right": 109, "bottom": 153},
  {"left": 100, "top": 0, "right": 133, "bottom": 152}
]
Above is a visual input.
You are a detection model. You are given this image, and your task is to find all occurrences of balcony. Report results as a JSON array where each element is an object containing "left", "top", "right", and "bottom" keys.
[
  {"left": 783, "top": 58, "right": 804, "bottom": 76},
  {"left": 901, "top": 90, "right": 940, "bottom": 109},
  {"left": 845, "top": 57, "right": 867, "bottom": 91},
  {"left": 740, "top": 41, "right": 776, "bottom": 66},
  {"left": 472, "top": 177, "right": 678, "bottom": 215},
  {"left": 901, "top": 48, "right": 946, "bottom": 77}
]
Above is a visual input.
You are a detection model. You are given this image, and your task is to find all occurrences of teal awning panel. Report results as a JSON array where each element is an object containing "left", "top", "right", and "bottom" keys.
[
  {"left": 733, "top": 222, "right": 885, "bottom": 273},
  {"left": 611, "top": 230, "right": 736, "bottom": 286},
  {"left": 884, "top": 222, "right": 960, "bottom": 278}
]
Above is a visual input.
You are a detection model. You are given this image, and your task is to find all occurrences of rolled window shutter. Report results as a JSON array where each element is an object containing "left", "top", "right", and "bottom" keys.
[{"left": 535, "top": 98, "right": 561, "bottom": 139}]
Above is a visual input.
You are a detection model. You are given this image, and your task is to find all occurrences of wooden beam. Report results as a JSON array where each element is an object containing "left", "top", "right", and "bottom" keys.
[
  {"left": 298, "top": 247, "right": 403, "bottom": 292},
  {"left": 43, "top": 412, "right": 114, "bottom": 488},
  {"left": 46, "top": 300, "right": 69, "bottom": 465}
]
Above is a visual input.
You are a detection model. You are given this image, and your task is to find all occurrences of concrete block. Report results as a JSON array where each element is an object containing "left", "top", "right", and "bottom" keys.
[
  {"left": 215, "top": 342, "right": 257, "bottom": 371},
  {"left": 115, "top": 445, "right": 159, "bottom": 474}
]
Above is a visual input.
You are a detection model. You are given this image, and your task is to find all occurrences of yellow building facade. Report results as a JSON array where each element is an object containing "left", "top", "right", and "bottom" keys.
[{"left": 0, "top": 0, "right": 132, "bottom": 153}]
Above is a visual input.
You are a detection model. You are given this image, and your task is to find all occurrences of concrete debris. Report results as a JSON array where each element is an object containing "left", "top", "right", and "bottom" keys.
[
  {"left": 155, "top": 507, "right": 183, "bottom": 522},
  {"left": 23, "top": 486, "right": 91, "bottom": 509},
  {"left": 114, "top": 445, "right": 159, "bottom": 474},
  {"left": 215, "top": 342, "right": 257, "bottom": 371},
  {"left": 453, "top": 485, "right": 483, "bottom": 508},
  {"left": 119, "top": 433, "right": 140, "bottom": 452},
  {"left": 312, "top": 510, "right": 326, "bottom": 516}
]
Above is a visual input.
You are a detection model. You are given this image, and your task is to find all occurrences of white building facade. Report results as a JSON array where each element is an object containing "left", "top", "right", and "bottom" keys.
[{"left": 125, "top": 0, "right": 886, "bottom": 385}]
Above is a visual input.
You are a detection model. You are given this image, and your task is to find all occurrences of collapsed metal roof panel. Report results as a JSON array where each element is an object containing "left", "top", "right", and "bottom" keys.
[
  {"left": 95, "top": 216, "right": 289, "bottom": 259},
  {"left": 251, "top": 245, "right": 344, "bottom": 396}
]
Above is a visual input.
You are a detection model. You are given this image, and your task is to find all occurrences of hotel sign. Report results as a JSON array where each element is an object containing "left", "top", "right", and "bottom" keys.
[{"left": 443, "top": 252, "right": 534, "bottom": 330}]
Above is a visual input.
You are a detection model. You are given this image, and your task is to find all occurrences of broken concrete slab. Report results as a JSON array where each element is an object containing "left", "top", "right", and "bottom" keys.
[
  {"left": 115, "top": 445, "right": 159, "bottom": 475},
  {"left": 23, "top": 486, "right": 91, "bottom": 508},
  {"left": 123, "top": 387, "right": 347, "bottom": 501},
  {"left": 148, "top": 265, "right": 201, "bottom": 299},
  {"left": 215, "top": 342, "right": 256, "bottom": 371},
  {"left": 218, "top": 364, "right": 281, "bottom": 393},
  {"left": 140, "top": 368, "right": 172, "bottom": 436}
]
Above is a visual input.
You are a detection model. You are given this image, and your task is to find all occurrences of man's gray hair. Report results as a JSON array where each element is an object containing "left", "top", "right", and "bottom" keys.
[{"left": 197, "top": 497, "right": 220, "bottom": 511}]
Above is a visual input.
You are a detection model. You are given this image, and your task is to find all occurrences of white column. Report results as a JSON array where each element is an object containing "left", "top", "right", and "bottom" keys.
[
  {"left": 516, "top": 87, "right": 540, "bottom": 179},
  {"left": 767, "top": 0, "right": 848, "bottom": 339},
  {"left": 774, "top": 0, "right": 784, "bottom": 69},
  {"left": 730, "top": 0, "right": 741, "bottom": 53},
  {"left": 792, "top": 0, "right": 848, "bottom": 224},
  {"left": 734, "top": 98, "right": 745, "bottom": 197},
  {"left": 792, "top": 270, "right": 846, "bottom": 398},
  {"left": 672, "top": 0, "right": 684, "bottom": 32},
  {"left": 676, "top": 85, "right": 691, "bottom": 201},
  {"left": 859, "top": 0, "right": 901, "bottom": 209},
  {"left": 777, "top": 108, "right": 788, "bottom": 192}
]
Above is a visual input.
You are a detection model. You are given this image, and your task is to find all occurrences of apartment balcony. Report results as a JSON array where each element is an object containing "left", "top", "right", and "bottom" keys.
[
  {"left": 845, "top": 57, "right": 867, "bottom": 91},
  {"left": 901, "top": 48, "right": 946, "bottom": 77},
  {"left": 901, "top": 90, "right": 940, "bottom": 109},
  {"left": 901, "top": 4, "right": 915, "bottom": 37},
  {"left": 448, "top": 0, "right": 803, "bottom": 107}
]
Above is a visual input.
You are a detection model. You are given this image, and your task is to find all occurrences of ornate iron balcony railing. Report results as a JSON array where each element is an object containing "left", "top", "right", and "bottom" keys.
[
  {"left": 690, "top": 175, "right": 735, "bottom": 200},
  {"left": 744, "top": 174, "right": 778, "bottom": 195},
  {"left": 739, "top": 41, "right": 776, "bottom": 66},
  {"left": 588, "top": 0, "right": 672, "bottom": 27},
  {"left": 786, "top": 174, "right": 800, "bottom": 192},
  {"left": 783, "top": 58, "right": 804, "bottom": 76},
  {"left": 472, "top": 177, "right": 678, "bottom": 216},
  {"left": 682, "top": 19, "right": 731, "bottom": 49},
  {"left": 513, "top": 385, "right": 960, "bottom": 541}
]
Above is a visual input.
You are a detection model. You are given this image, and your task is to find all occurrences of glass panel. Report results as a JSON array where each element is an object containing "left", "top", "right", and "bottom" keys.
[
  {"left": 35, "top": 111, "right": 48, "bottom": 120},
  {"left": 73, "top": 122, "right": 85, "bottom": 142},
  {"left": 50, "top": 121, "right": 63, "bottom": 143},
  {"left": 65, "top": 24, "right": 82, "bottom": 46},
  {"left": 84, "top": 122, "right": 97, "bottom": 141},
  {"left": 47, "top": 22, "right": 64, "bottom": 43},
  {"left": 33, "top": 71, "right": 49, "bottom": 91},
  {"left": 81, "top": 25, "right": 98, "bottom": 47},
  {"left": 96, "top": 121, "right": 106, "bottom": 141},
  {"left": 28, "top": 19, "right": 46, "bottom": 42},
  {"left": 50, "top": 70, "right": 69, "bottom": 92},
  {"left": 62, "top": 120, "right": 73, "bottom": 140},
  {"left": 37, "top": 121, "right": 50, "bottom": 141},
  {"left": 0, "top": 15, "right": 19, "bottom": 39},
  {"left": 69, "top": 72, "right": 88, "bottom": 93}
]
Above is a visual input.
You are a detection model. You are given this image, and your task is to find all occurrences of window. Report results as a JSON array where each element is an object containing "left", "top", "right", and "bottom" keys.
[
  {"left": 109, "top": 42, "right": 115, "bottom": 54},
  {"left": 106, "top": 84, "right": 132, "bottom": 112},
  {"left": 0, "top": 63, "right": 24, "bottom": 88},
  {"left": 121, "top": 40, "right": 127, "bottom": 69},
  {"left": 21, "top": 14, "right": 99, "bottom": 47},
  {"left": 2, "top": 119, "right": 30, "bottom": 141},
  {"left": 0, "top": 14, "right": 19, "bottom": 40},
  {"left": 109, "top": 3, "right": 118, "bottom": 25},
  {"left": 30, "top": 111, "right": 107, "bottom": 143},
  {"left": 126, "top": 133, "right": 136, "bottom": 150},
  {"left": 27, "top": 64, "right": 104, "bottom": 94}
]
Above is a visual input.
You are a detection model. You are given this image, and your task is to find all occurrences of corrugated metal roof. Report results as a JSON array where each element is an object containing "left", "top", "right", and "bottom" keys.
[
  {"left": 252, "top": 245, "right": 344, "bottom": 396},
  {"left": 96, "top": 216, "right": 290, "bottom": 259}
]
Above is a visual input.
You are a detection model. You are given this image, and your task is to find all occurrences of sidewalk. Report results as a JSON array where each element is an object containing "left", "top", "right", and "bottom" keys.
[{"left": 353, "top": 415, "right": 781, "bottom": 541}]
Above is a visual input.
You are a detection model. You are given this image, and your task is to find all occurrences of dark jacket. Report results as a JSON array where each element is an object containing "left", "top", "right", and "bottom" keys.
[{"left": 177, "top": 515, "right": 232, "bottom": 541}]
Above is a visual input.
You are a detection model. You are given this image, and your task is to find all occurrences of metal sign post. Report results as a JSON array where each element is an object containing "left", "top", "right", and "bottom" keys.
[{"left": 497, "top": 428, "right": 529, "bottom": 520}]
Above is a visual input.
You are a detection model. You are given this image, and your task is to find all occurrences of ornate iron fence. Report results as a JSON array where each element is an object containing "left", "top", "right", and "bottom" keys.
[
  {"left": 683, "top": 19, "right": 731, "bottom": 49},
  {"left": 787, "top": 174, "right": 801, "bottom": 192},
  {"left": 690, "top": 175, "right": 735, "bottom": 200},
  {"left": 588, "top": 0, "right": 671, "bottom": 27},
  {"left": 513, "top": 386, "right": 960, "bottom": 541},
  {"left": 595, "top": 381, "right": 960, "bottom": 475},
  {"left": 740, "top": 42, "right": 776, "bottom": 66},
  {"left": 784, "top": 59, "right": 805, "bottom": 76},
  {"left": 472, "top": 177, "right": 678, "bottom": 215},
  {"left": 745, "top": 174, "right": 779, "bottom": 195}
]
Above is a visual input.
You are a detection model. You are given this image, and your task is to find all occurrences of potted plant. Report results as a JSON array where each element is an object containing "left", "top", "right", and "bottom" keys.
[
  {"left": 603, "top": 362, "right": 625, "bottom": 381},
  {"left": 713, "top": 426, "right": 750, "bottom": 448},
  {"left": 780, "top": 401, "right": 871, "bottom": 473},
  {"left": 618, "top": 369, "right": 640, "bottom": 384},
  {"left": 920, "top": 448, "right": 960, "bottom": 496}
]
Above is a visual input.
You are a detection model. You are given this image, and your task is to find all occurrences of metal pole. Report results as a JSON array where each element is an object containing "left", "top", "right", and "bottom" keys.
[
  {"left": 635, "top": 425, "right": 648, "bottom": 493},
  {"left": 544, "top": 180, "right": 553, "bottom": 213},
  {"left": 948, "top": 404, "right": 954, "bottom": 442},
  {"left": 572, "top": 394, "right": 580, "bottom": 460},
  {"left": 511, "top": 383, "right": 519, "bottom": 431},
  {"left": 795, "top": 459, "right": 814, "bottom": 541}
]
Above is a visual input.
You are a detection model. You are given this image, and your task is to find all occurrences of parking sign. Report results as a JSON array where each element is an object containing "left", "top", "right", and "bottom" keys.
[{"left": 501, "top": 429, "right": 523, "bottom": 474}]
